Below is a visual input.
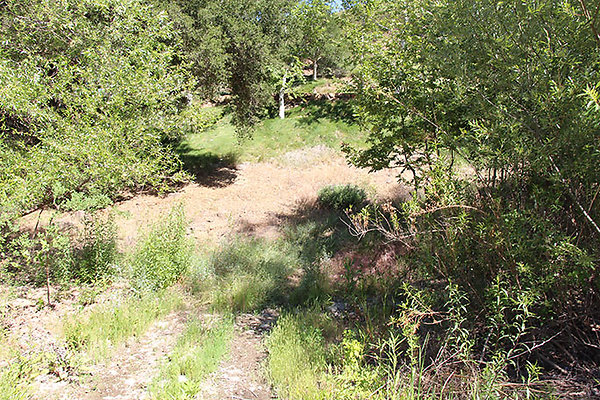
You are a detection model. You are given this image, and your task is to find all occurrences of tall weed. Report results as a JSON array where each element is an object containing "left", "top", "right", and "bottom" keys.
[{"left": 130, "top": 206, "right": 193, "bottom": 292}]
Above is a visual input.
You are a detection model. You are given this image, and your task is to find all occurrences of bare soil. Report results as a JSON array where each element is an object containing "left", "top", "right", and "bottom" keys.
[{"left": 19, "top": 151, "right": 406, "bottom": 248}]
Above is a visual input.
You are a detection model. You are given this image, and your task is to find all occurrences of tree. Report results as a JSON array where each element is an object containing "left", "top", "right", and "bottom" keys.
[
  {"left": 294, "top": 0, "right": 336, "bottom": 80},
  {"left": 162, "top": 0, "right": 300, "bottom": 126},
  {"left": 0, "top": 0, "right": 190, "bottom": 220}
]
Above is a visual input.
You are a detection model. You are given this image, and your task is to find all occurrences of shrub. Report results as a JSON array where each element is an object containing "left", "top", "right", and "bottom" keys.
[
  {"left": 1, "top": 222, "right": 73, "bottom": 285},
  {"left": 59, "top": 192, "right": 113, "bottom": 212},
  {"left": 1, "top": 214, "right": 118, "bottom": 285},
  {"left": 317, "top": 184, "right": 367, "bottom": 211},
  {"left": 130, "top": 206, "right": 193, "bottom": 292}
]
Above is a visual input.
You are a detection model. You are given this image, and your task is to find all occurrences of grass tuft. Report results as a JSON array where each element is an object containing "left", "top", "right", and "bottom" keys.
[
  {"left": 130, "top": 206, "right": 193, "bottom": 292},
  {"left": 149, "top": 316, "right": 233, "bottom": 400}
]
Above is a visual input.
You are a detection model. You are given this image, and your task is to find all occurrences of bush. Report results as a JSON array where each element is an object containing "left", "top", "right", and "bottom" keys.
[
  {"left": 1, "top": 214, "right": 118, "bottom": 285},
  {"left": 130, "top": 206, "right": 193, "bottom": 292},
  {"left": 317, "top": 184, "right": 367, "bottom": 211},
  {"left": 0, "top": 0, "right": 189, "bottom": 219},
  {"left": 1, "top": 222, "right": 73, "bottom": 285}
]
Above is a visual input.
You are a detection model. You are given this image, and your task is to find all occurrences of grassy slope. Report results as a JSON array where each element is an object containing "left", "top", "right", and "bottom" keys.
[{"left": 178, "top": 103, "right": 365, "bottom": 163}]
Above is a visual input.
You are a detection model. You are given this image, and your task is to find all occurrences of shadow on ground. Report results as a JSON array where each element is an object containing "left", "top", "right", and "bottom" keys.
[
  {"left": 176, "top": 143, "right": 239, "bottom": 188},
  {"left": 296, "top": 99, "right": 357, "bottom": 126}
]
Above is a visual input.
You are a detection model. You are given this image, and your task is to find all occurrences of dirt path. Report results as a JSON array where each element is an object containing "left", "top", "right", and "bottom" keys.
[
  {"left": 33, "top": 311, "right": 188, "bottom": 400},
  {"left": 15, "top": 150, "right": 407, "bottom": 400},
  {"left": 200, "top": 310, "right": 279, "bottom": 400}
]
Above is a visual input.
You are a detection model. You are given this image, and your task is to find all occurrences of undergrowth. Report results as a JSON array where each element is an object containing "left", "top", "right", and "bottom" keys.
[{"left": 1, "top": 213, "right": 118, "bottom": 287}]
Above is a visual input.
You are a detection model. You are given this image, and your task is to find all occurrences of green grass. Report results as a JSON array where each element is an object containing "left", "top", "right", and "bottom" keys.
[
  {"left": 266, "top": 311, "right": 332, "bottom": 400},
  {"left": 63, "top": 290, "right": 184, "bottom": 361},
  {"left": 130, "top": 205, "right": 193, "bottom": 292},
  {"left": 292, "top": 78, "right": 334, "bottom": 95},
  {"left": 198, "top": 237, "right": 297, "bottom": 313},
  {"left": 149, "top": 316, "right": 233, "bottom": 400},
  {"left": 0, "top": 362, "right": 30, "bottom": 400},
  {"left": 178, "top": 104, "right": 365, "bottom": 163}
]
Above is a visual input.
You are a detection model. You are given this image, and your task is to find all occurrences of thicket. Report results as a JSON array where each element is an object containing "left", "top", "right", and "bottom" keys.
[
  {"left": 339, "top": 0, "right": 600, "bottom": 391},
  {"left": 0, "top": 214, "right": 117, "bottom": 286},
  {"left": 0, "top": 0, "right": 191, "bottom": 229}
]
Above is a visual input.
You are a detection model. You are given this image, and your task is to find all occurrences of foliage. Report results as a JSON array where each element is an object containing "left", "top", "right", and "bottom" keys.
[
  {"left": 1, "top": 222, "right": 73, "bottom": 285},
  {"left": 130, "top": 206, "right": 193, "bottom": 292},
  {"left": 293, "top": 0, "right": 346, "bottom": 79},
  {"left": 340, "top": 0, "right": 600, "bottom": 384},
  {"left": 179, "top": 105, "right": 365, "bottom": 163},
  {"left": 149, "top": 317, "right": 233, "bottom": 400},
  {"left": 178, "top": 104, "right": 223, "bottom": 135},
  {"left": 317, "top": 184, "right": 367, "bottom": 211},
  {"left": 0, "top": 0, "right": 190, "bottom": 223},
  {"left": 161, "top": 0, "right": 300, "bottom": 130},
  {"left": 0, "top": 214, "right": 117, "bottom": 285}
]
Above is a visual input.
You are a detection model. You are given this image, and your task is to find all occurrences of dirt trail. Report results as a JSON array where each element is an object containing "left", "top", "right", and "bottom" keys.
[
  {"left": 200, "top": 310, "right": 279, "bottom": 400},
  {"left": 33, "top": 311, "right": 188, "bottom": 400},
  {"left": 16, "top": 150, "right": 407, "bottom": 400}
]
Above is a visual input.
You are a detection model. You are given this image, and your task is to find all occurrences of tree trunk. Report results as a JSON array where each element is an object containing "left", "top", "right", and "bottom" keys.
[
  {"left": 279, "top": 74, "right": 286, "bottom": 119},
  {"left": 312, "top": 59, "right": 318, "bottom": 81}
]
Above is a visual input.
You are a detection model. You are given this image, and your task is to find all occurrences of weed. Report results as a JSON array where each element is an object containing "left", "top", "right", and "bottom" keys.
[
  {"left": 317, "top": 184, "right": 367, "bottom": 211},
  {"left": 130, "top": 206, "right": 193, "bottom": 292},
  {"left": 266, "top": 311, "right": 329, "bottom": 400}
]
